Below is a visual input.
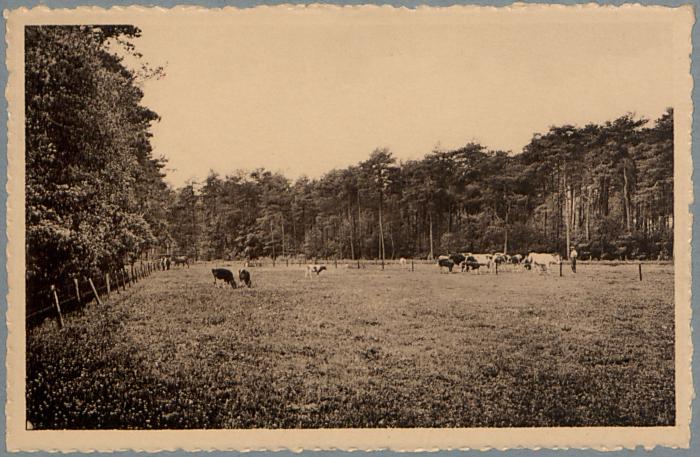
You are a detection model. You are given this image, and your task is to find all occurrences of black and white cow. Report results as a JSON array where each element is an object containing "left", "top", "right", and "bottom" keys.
[
  {"left": 238, "top": 268, "right": 252, "bottom": 288},
  {"left": 462, "top": 255, "right": 481, "bottom": 272},
  {"left": 305, "top": 264, "right": 327, "bottom": 278},
  {"left": 437, "top": 255, "right": 455, "bottom": 273},
  {"left": 212, "top": 268, "right": 236, "bottom": 288}
]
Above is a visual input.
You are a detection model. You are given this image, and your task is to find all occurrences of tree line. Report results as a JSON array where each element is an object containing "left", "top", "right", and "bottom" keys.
[
  {"left": 26, "top": 25, "right": 674, "bottom": 305},
  {"left": 25, "top": 25, "right": 171, "bottom": 302},
  {"left": 171, "top": 110, "right": 673, "bottom": 263}
]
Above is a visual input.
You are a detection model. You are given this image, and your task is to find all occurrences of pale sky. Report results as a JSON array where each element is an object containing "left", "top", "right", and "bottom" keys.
[{"left": 126, "top": 7, "right": 676, "bottom": 187}]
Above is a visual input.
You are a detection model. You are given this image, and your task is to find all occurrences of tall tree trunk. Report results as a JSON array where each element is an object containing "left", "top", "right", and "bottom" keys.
[
  {"left": 503, "top": 199, "right": 509, "bottom": 255},
  {"left": 622, "top": 163, "right": 632, "bottom": 233},
  {"left": 428, "top": 210, "right": 434, "bottom": 260},
  {"left": 270, "top": 219, "right": 275, "bottom": 259},
  {"left": 357, "top": 190, "right": 363, "bottom": 259},
  {"left": 348, "top": 203, "right": 355, "bottom": 260},
  {"left": 585, "top": 185, "right": 591, "bottom": 241},
  {"left": 281, "top": 220, "right": 286, "bottom": 258},
  {"left": 389, "top": 225, "right": 395, "bottom": 259},
  {"left": 378, "top": 192, "right": 386, "bottom": 265},
  {"left": 564, "top": 176, "right": 571, "bottom": 258}
]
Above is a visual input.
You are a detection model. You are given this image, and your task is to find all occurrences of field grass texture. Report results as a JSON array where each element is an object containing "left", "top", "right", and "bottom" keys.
[{"left": 27, "top": 261, "right": 675, "bottom": 429}]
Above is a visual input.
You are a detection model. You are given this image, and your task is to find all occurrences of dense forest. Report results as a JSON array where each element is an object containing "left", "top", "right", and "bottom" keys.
[
  {"left": 26, "top": 25, "right": 674, "bottom": 298},
  {"left": 172, "top": 110, "right": 674, "bottom": 263},
  {"left": 25, "top": 25, "right": 171, "bottom": 297}
]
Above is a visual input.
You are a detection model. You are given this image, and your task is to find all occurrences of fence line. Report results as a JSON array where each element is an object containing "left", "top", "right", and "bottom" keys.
[{"left": 27, "top": 259, "right": 165, "bottom": 328}]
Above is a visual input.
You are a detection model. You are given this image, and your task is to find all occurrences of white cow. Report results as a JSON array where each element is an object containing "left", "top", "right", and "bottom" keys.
[
  {"left": 399, "top": 257, "right": 407, "bottom": 269},
  {"left": 527, "top": 252, "right": 561, "bottom": 273},
  {"left": 469, "top": 253, "right": 493, "bottom": 269}
]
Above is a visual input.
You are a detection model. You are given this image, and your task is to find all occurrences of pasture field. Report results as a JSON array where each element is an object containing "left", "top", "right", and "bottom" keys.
[{"left": 27, "top": 261, "right": 675, "bottom": 429}]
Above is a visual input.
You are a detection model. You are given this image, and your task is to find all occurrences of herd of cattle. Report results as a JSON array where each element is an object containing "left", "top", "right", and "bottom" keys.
[
  {"left": 157, "top": 251, "right": 562, "bottom": 291},
  {"left": 431, "top": 252, "right": 562, "bottom": 273}
]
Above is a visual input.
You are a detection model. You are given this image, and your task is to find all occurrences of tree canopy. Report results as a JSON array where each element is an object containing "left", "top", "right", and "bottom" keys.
[
  {"left": 26, "top": 25, "right": 169, "bottom": 298},
  {"left": 167, "top": 109, "right": 673, "bottom": 262}
]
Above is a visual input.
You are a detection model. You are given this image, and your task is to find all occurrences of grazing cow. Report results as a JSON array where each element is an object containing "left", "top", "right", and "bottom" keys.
[
  {"left": 238, "top": 268, "right": 252, "bottom": 288},
  {"left": 305, "top": 264, "right": 327, "bottom": 278},
  {"left": 470, "top": 254, "right": 493, "bottom": 269},
  {"left": 493, "top": 253, "right": 510, "bottom": 265},
  {"left": 510, "top": 254, "right": 524, "bottom": 264},
  {"left": 437, "top": 257, "right": 455, "bottom": 273},
  {"left": 527, "top": 252, "right": 561, "bottom": 273},
  {"left": 450, "top": 253, "right": 466, "bottom": 266},
  {"left": 462, "top": 255, "right": 481, "bottom": 272},
  {"left": 212, "top": 268, "right": 237, "bottom": 288},
  {"left": 399, "top": 257, "right": 407, "bottom": 269},
  {"left": 173, "top": 256, "right": 189, "bottom": 268}
]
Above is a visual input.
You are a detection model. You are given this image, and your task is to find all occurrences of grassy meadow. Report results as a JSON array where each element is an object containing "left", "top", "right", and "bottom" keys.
[{"left": 26, "top": 261, "right": 675, "bottom": 429}]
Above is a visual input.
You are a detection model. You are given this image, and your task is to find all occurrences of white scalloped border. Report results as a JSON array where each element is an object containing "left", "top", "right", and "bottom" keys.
[{"left": 3, "top": 2, "right": 694, "bottom": 453}]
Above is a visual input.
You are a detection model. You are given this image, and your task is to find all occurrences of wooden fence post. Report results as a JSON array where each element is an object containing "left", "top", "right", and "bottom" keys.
[
  {"left": 411, "top": 258, "right": 414, "bottom": 272},
  {"left": 639, "top": 263, "right": 643, "bottom": 281},
  {"left": 559, "top": 261, "right": 563, "bottom": 277},
  {"left": 495, "top": 262, "right": 498, "bottom": 275},
  {"left": 73, "top": 278, "right": 81, "bottom": 305},
  {"left": 106, "top": 273, "right": 111, "bottom": 298},
  {"left": 51, "top": 285, "right": 64, "bottom": 329},
  {"left": 335, "top": 258, "right": 338, "bottom": 269},
  {"left": 88, "top": 277, "right": 103, "bottom": 305}
]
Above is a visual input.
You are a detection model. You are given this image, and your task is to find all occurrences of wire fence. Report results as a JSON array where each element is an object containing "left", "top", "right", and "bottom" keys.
[
  {"left": 28, "top": 255, "right": 672, "bottom": 328},
  {"left": 27, "top": 260, "right": 165, "bottom": 329}
]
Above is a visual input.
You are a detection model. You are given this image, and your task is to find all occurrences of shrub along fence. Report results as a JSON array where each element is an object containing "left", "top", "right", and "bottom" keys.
[{"left": 27, "top": 260, "right": 164, "bottom": 329}]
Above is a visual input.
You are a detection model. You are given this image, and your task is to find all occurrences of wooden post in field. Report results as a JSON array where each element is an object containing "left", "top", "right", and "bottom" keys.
[
  {"left": 88, "top": 277, "right": 103, "bottom": 305},
  {"left": 357, "top": 258, "right": 360, "bottom": 269},
  {"left": 73, "top": 278, "right": 81, "bottom": 305},
  {"left": 411, "top": 258, "right": 414, "bottom": 272},
  {"left": 495, "top": 262, "right": 498, "bottom": 275},
  {"left": 335, "top": 258, "right": 338, "bottom": 269},
  {"left": 105, "top": 273, "right": 111, "bottom": 298},
  {"left": 51, "top": 285, "right": 64, "bottom": 329},
  {"left": 639, "top": 263, "right": 643, "bottom": 281},
  {"left": 286, "top": 258, "right": 289, "bottom": 267},
  {"left": 559, "top": 261, "right": 563, "bottom": 277}
]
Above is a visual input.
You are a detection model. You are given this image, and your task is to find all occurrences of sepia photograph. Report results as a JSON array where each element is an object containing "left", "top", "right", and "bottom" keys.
[{"left": 4, "top": 3, "right": 694, "bottom": 452}]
